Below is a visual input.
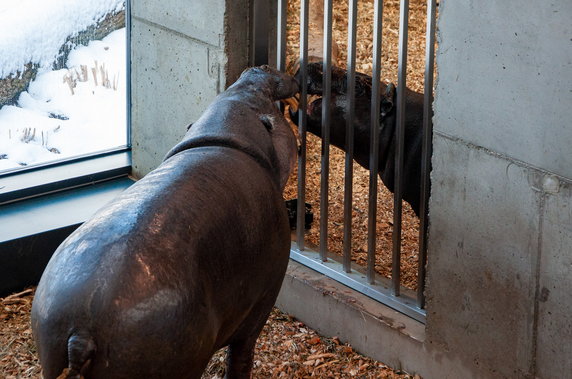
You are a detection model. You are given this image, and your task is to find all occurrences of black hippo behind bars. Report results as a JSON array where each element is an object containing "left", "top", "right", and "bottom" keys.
[
  {"left": 31, "top": 66, "right": 299, "bottom": 379},
  {"left": 291, "top": 62, "right": 425, "bottom": 216}
]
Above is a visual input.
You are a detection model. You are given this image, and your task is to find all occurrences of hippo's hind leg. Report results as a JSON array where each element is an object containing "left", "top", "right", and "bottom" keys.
[
  {"left": 225, "top": 300, "right": 276, "bottom": 378},
  {"left": 35, "top": 340, "right": 68, "bottom": 379},
  {"left": 225, "top": 335, "right": 258, "bottom": 379}
]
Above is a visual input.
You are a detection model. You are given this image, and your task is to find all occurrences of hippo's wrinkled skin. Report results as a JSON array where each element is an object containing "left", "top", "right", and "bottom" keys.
[
  {"left": 292, "top": 62, "right": 425, "bottom": 216},
  {"left": 31, "top": 65, "right": 299, "bottom": 379}
]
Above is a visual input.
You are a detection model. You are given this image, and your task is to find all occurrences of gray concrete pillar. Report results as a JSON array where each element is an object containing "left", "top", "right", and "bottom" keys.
[{"left": 427, "top": 0, "right": 572, "bottom": 377}]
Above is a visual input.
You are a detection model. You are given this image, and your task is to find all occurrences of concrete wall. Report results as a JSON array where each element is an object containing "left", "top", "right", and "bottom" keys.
[
  {"left": 428, "top": 0, "right": 572, "bottom": 377},
  {"left": 130, "top": 0, "right": 250, "bottom": 177}
]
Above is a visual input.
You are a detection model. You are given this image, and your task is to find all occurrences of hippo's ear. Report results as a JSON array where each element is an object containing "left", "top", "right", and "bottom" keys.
[
  {"left": 259, "top": 114, "right": 274, "bottom": 131},
  {"left": 381, "top": 83, "right": 396, "bottom": 117}
]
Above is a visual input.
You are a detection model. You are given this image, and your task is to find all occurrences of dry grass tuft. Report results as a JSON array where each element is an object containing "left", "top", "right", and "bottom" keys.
[{"left": 63, "top": 60, "right": 118, "bottom": 95}]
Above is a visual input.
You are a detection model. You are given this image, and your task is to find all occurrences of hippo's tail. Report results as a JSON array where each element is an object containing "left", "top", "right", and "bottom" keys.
[{"left": 65, "top": 332, "right": 96, "bottom": 379}]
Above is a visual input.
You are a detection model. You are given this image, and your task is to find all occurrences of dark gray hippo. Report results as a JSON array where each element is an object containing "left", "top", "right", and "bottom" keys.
[
  {"left": 291, "top": 62, "right": 425, "bottom": 216},
  {"left": 31, "top": 65, "right": 299, "bottom": 379}
]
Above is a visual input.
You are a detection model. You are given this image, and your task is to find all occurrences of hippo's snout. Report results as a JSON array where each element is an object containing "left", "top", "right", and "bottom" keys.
[
  {"left": 242, "top": 65, "right": 299, "bottom": 101},
  {"left": 262, "top": 65, "right": 299, "bottom": 100}
]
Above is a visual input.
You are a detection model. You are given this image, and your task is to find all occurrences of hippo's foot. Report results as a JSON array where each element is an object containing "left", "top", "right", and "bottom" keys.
[{"left": 285, "top": 199, "right": 314, "bottom": 230}]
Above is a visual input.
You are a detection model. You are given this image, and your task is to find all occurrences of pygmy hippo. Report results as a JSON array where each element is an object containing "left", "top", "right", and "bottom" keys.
[
  {"left": 291, "top": 62, "right": 425, "bottom": 216},
  {"left": 31, "top": 65, "right": 299, "bottom": 379}
]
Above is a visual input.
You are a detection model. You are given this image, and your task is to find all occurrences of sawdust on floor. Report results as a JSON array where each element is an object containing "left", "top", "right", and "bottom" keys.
[{"left": 1, "top": 288, "right": 420, "bottom": 378}]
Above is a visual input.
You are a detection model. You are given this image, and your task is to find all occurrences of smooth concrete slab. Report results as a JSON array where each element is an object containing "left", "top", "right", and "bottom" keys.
[
  {"left": 131, "top": 19, "right": 221, "bottom": 177},
  {"left": 434, "top": 0, "right": 572, "bottom": 179},
  {"left": 132, "top": 0, "right": 225, "bottom": 47},
  {"left": 427, "top": 135, "right": 540, "bottom": 377},
  {"left": 536, "top": 179, "right": 572, "bottom": 378},
  {"left": 276, "top": 260, "right": 478, "bottom": 379}
]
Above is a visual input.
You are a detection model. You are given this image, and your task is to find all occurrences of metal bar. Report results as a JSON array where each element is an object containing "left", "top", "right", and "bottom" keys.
[
  {"left": 392, "top": 0, "right": 410, "bottom": 296},
  {"left": 277, "top": 0, "right": 287, "bottom": 71},
  {"left": 275, "top": 0, "right": 288, "bottom": 112},
  {"left": 252, "top": 0, "right": 269, "bottom": 65},
  {"left": 297, "top": 0, "right": 310, "bottom": 250},
  {"left": 343, "top": 0, "right": 358, "bottom": 273},
  {"left": 367, "top": 0, "right": 383, "bottom": 284},
  {"left": 290, "top": 243, "right": 426, "bottom": 323},
  {"left": 125, "top": 0, "right": 132, "bottom": 148},
  {"left": 417, "top": 0, "right": 437, "bottom": 308},
  {"left": 0, "top": 150, "right": 131, "bottom": 206},
  {"left": 319, "top": 0, "right": 333, "bottom": 262}
]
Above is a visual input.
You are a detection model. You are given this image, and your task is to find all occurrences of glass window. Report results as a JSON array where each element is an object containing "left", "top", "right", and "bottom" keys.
[{"left": 0, "top": 0, "right": 128, "bottom": 174}]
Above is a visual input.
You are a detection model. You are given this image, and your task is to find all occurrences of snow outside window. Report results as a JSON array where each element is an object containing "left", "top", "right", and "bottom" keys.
[{"left": 0, "top": 0, "right": 128, "bottom": 174}]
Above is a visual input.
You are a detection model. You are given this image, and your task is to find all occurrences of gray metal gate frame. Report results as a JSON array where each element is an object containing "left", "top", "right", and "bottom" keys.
[{"left": 253, "top": 0, "right": 437, "bottom": 324}]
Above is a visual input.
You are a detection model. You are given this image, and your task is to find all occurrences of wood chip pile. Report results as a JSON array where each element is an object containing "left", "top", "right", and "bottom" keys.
[
  {"left": 282, "top": 0, "right": 431, "bottom": 290},
  {"left": 0, "top": 289, "right": 41, "bottom": 379},
  {"left": 1, "top": 288, "right": 419, "bottom": 378}
]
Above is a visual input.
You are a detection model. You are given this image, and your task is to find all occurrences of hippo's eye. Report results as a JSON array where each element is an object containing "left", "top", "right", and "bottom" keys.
[{"left": 259, "top": 114, "right": 274, "bottom": 132}]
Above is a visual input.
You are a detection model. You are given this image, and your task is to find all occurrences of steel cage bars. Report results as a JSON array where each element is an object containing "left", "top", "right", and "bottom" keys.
[{"left": 252, "top": 0, "right": 437, "bottom": 323}]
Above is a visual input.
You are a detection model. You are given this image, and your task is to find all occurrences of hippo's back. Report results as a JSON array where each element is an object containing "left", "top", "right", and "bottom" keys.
[{"left": 32, "top": 146, "right": 291, "bottom": 379}]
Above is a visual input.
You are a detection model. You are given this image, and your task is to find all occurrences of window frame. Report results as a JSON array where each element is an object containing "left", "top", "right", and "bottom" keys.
[
  {"left": 0, "top": 149, "right": 131, "bottom": 205},
  {"left": 0, "top": 0, "right": 132, "bottom": 238}
]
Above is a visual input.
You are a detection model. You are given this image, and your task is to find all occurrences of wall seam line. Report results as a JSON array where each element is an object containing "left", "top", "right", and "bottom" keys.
[
  {"left": 434, "top": 131, "right": 572, "bottom": 184},
  {"left": 132, "top": 16, "right": 223, "bottom": 50},
  {"left": 530, "top": 192, "right": 545, "bottom": 377}
]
